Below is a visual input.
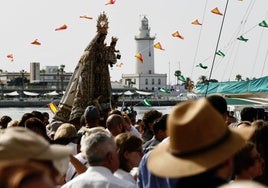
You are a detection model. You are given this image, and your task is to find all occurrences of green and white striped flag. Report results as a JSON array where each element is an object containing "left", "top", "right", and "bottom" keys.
[
  {"left": 159, "top": 87, "right": 170, "bottom": 93},
  {"left": 142, "top": 98, "right": 152, "bottom": 107}
]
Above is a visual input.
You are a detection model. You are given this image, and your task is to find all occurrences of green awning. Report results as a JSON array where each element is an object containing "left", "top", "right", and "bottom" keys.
[{"left": 225, "top": 98, "right": 259, "bottom": 105}]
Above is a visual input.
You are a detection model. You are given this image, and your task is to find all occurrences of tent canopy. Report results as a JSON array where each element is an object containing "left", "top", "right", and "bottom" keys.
[
  {"left": 4, "top": 91, "right": 19, "bottom": 96},
  {"left": 43, "top": 91, "right": 59, "bottom": 96},
  {"left": 23, "top": 91, "right": 39, "bottom": 96}
]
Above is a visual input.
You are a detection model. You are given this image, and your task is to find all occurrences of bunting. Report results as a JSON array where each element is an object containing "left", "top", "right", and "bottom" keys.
[
  {"left": 196, "top": 63, "right": 208, "bottom": 69},
  {"left": 6, "top": 54, "right": 14, "bottom": 62},
  {"left": 237, "top": 35, "right": 248, "bottom": 42},
  {"left": 178, "top": 75, "right": 186, "bottom": 82},
  {"left": 211, "top": 7, "right": 223, "bottom": 16},
  {"left": 31, "top": 39, "right": 41, "bottom": 45},
  {"left": 192, "top": 19, "right": 202, "bottom": 25},
  {"left": 48, "top": 102, "right": 58, "bottom": 114},
  {"left": 154, "top": 42, "right": 165, "bottom": 50},
  {"left": 105, "top": 0, "right": 116, "bottom": 5},
  {"left": 79, "top": 15, "right": 93, "bottom": 19},
  {"left": 259, "top": 20, "right": 268, "bottom": 28},
  {"left": 159, "top": 88, "right": 170, "bottom": 93},
  {"left": 55, "top": 24, "right": 67, "bottom": 31},
  {"left": 216, "top": 50, "right": 225, "bottom": 57},
  {"left": 135, "top": 53, "right": 143, "bottom": 63},
  {"left": 142, "top": 98, "right": 152, "bottom": 107},
  {"left": 172, "top": 31, "right": 184, "bottom": 39}
]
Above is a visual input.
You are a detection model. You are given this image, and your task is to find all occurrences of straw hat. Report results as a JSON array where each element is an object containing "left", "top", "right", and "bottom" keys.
[
  {"left": 147, "top": 98, "right": 254, "bottom": 178},
  {"left": 0, "top": 127, "right": 72, "bottom": 175}
]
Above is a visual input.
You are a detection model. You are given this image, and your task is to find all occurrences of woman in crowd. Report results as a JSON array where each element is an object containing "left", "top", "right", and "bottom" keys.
[
  {"left": 233, "top": 141, "right": 264, "bottom": 180},
  {"left": 114, "top": 132, "right": 143, "bottom": 184}
]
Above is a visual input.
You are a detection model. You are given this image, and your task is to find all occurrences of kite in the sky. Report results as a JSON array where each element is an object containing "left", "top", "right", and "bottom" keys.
[
  {"left": 135, "top": 53, "right": 143, "bottom": 63},
  {"left": 55, "top": 24, "right": 67, "bottom": 31},
  {"left": 196, "top": 63, "right": 208, "bottom": 69},
  {"left": 7, "top": 54, "right": 14, "bottom": 62},
  {"left": 31, "top": 39, "right": 41, "bottom": 45},
  {"left": 216, "top": 50, "right": 225, "bottom": 57},
  {"left": 237, "top": 35, "right": 248, "bottom": 42},
  {"left": 154, "top": 42, "right": 165, "bottom": 50},
  {"left": 259, "top": 20, "right": 268, "bottom": 28},
  {"left": 211, "top": 7, "right": 223, "bottom": 16},
  {"left": 192, "top": 19, "right": 202, "bottom": 25},
  {"left": 105, "top": 0, "right": 116, "bottom": 5},
  {"left": 172, "top": 31, "right": 184, "bottom": 39},
  {"left": 79, "top": 15, "right": 93, "bottom": 19}
]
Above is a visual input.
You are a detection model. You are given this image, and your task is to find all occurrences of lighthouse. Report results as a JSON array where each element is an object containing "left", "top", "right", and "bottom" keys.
[
  {"left": 122, "top": 16, "right": 167, "bottom": 91},
  {"left": 135, "top": 16, "right": 155, "bottom": 75}
]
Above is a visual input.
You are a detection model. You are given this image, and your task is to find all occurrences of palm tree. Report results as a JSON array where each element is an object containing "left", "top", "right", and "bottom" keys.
[
  {"left": 58, "top": 65, "right": 65, "bottom": 92},
  {"left": 235, "top": 74, "right": 242, "bottom": 81},
  {"left": 174, "top": 70, "right": 181, "bottom": 85}
]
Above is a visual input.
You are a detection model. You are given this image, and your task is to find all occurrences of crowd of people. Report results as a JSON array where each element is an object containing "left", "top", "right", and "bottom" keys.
[{"left": 0, "top": 95, "right": 268, "bottom": 188}]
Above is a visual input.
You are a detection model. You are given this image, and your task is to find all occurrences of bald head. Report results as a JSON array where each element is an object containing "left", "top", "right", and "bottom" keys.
[{"left": 106, "top": 114, "right": 124, "bottom": 137}]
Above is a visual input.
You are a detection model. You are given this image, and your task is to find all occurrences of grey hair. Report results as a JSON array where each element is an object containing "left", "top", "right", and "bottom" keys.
[{"left": 83, "top": 131, "right": 115, "bottom": 164}]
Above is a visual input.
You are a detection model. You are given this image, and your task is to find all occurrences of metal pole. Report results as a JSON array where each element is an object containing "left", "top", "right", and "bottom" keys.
[{"left": 205, "top": 0, "right": 230, "bottom": 96}]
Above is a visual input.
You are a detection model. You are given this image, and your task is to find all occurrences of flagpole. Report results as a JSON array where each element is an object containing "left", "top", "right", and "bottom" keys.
[{"left": 205, "top": 0, "right": 229, "bottom": 97}]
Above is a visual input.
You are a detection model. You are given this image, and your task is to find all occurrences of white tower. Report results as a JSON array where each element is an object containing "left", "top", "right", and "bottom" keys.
[
  {"left": 121, "top": 16, "right": 167, "bottom": 91},
  {"left": 135, "top": 16, "right": 155, "bottom": 74}
]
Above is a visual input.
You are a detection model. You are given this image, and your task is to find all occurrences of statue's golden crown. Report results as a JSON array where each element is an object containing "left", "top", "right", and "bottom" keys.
[{"left": 97, "top": 12, "right": 109, "bottom": 34}]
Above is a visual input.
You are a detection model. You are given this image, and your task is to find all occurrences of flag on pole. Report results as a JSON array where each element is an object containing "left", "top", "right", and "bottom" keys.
[
  {"left": 142, "top": 98, "right": 152, "bottom": 107},
  {"left": 48, "top": 102, "right": 58, "bottom": 114},
  {"left": 216, "top": 50, "right": 225, "bottom": 57},
  {"left": 159, "top": 88, "right": 170, "bottom": 93}
]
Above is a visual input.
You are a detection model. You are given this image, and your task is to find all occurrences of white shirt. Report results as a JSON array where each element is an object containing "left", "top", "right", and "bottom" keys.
[
  {"left": 130, "top": 125, "right": 141, "bottom": 138},
  {"left": 114, "top": 169, "right": 136, "bottom": 184},
  {"left": 62, "top": 166, "right": 136, "bottom": 188},
  {"left": 65, "top": 152, "right": 89, "bottom": 183}
]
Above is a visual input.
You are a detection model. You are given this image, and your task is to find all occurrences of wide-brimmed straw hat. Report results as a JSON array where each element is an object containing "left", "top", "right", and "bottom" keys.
[
  {"left": 0, "top": 127, "right": 72, "bottom": 175},
  {"left": 147, "top": 98, "right": 254, "bottom": 178}
]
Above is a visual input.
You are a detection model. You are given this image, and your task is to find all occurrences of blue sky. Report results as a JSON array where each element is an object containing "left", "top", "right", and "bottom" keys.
[{"left": 1, "top": 0, "right": 267, "bottom": 84}]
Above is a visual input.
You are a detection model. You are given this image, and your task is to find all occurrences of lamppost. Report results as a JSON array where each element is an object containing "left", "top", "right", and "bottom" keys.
[{"left": 20, "top": 70, "right": 26, "bottom": 99}]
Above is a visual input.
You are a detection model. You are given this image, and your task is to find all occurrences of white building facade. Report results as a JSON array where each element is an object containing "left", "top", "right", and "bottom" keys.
[{"left": 122, "top": 16, "right": 167, "bottom": 91}]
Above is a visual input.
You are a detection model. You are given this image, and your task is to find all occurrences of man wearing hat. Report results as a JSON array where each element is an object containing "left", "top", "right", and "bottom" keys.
[
  {"left": 83, "top": 105, "right": 101, "bottom": 128},
  {"left": 147, "top": 98, "right": 254, "bottom": 188},
  {"left": 0, "top": 127, "right": 72, "bottom": 186}
]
